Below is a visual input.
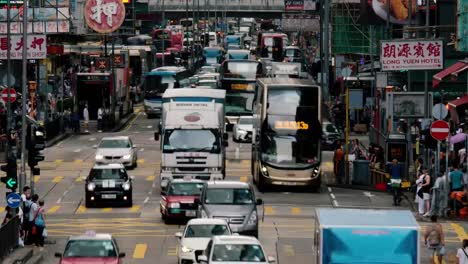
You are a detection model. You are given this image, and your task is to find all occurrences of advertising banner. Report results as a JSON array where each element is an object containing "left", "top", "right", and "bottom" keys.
[
  {"left": 285, "top": 0, "right": 304, "bottom": 11},
  {"left": 0, "top": 8, "right": 70, "bottom": 21},
  {"left": 458, "top": 0, "right": 468, "bottom": 52},
  {"left": 360, "top": 0, "right": 419, "bottom": 25},
  {"left": 0, "top": 35, "right": 47, "bottom": 59},
  {"left": 0, "top": 21, "right": 70, "bottom": 34},
  {"left": 380, "top": 39, "right": 444, "bottom": 71}
]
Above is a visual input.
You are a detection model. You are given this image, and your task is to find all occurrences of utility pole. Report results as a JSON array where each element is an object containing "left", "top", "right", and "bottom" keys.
[
  {"left": 323, "top": 0, "right": 330, "bottom": 101},
  {"left": 20, "top": 0, "right": 29, "bottom": 192},
  {"left": 6, "top": 0, "right": 11, "bottom": 158}
]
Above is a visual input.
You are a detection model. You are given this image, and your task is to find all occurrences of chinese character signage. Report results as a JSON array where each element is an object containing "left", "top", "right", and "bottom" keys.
[
  {"left": 380, "top": 40, "right": 443, "bottom": 71},
  {"left": 84, "top": 0, "right": 126, "bottom": 34},
  {"left": 0, "top": 35, "right": 46, "bottom": 60},
  {"left": 458, "top": 0, "right": 468, "bottom": 52},
  {"left": 95, "top": 57, "right": 109, "bottom": 71}
]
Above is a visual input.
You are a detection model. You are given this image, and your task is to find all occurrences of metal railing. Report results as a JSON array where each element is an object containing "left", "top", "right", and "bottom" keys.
[
  {"left": 0, "top": 215, "right": 20, "bottom": 258},
  {"left": 150, "top": 0, "right": 285, "bottom": 11}
]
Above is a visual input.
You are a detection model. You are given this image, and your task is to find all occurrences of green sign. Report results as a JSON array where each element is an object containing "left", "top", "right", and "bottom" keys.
[
  {"left": 6, "top": 178, "right": 17, "bottom": 188},
  {"left": 458, "top": 0, "right": 468, "bottom": 51}
]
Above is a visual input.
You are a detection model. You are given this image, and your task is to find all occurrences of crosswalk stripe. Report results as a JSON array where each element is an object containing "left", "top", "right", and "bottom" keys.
[
  {"left": 242, "top": 160, "right": 250, "bottom": 165},
  {"left": 291, "top": 207, "right": 301, "bottom": 215},
  {"left": 146, "top": 175, "right": 155, "bottom": 181},
  {"left": 47, "top": 205, "right": 60, "bottom": 214},
  {"left": 34, "top": 176, "right": 40, "bottom": 183},
  {"left": 55, "top": 159, "right": 63, "bottom": 164},
  {"left": 75, "top": 177, "right": 83, "bottom": 182},
  {"left": 133, "top": 244, "right": 147, "bottom": 259},
  {"left": 283, "top": 245, "right": 295, "bottom": 257},
  {"left": 240, "top": 176, "right": 248, "bottom": 182},
  {"left": 75, "top": 159, "right": 83, "bottom": 164},
  {"left": 129, "top": 205, "right": 141, "bottom": 212},
  {"left": 264, "top": 206, "right": 275, "bottom": 215},
  {"left": 52, "top": 176, "right": 64, "bottom": 183},
  {"left": 76, "top": 205, "right": 86, "bottom": 214},
  {"left": 167, "top": 246, "right": 178, "bottom": 256},
  {"left": 137, "top": 159, "right": 145, "bottom": 164},
  {"left": 102, "top": 208, "right": 112, "bottom": 212}
]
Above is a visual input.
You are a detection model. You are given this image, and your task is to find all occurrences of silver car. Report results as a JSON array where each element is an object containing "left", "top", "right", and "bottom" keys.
[
  {"left": 95, "top": 136, "right": 138, "bottom": 169},
  {"left": 196, "top": 181, "right": 262, "bottom": 238}
]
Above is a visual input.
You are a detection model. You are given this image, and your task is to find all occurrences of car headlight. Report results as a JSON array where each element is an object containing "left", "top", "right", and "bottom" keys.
[
  {"left": 201, "top": 209, "right": 208, "bottom": 218},
  {"left": 122, "top": 181, "right": 131, "bottom": 191},
  {"left": 181, "top": 246, "right": 194, "bottom": 253},
  {"left": 168, "top": 202, "right": 180, "bottom": 208},
  {"left": 123, "top": 154, "right": 131, "bottom": 160},
  {"left": 87, "top": 182, "right": 96, "bottom": 191},
  {"left": 261, "top": 165, "right": 268, "bottom": 175},
  {"left": 95, "top": 155, "right": 103, "bottom": 160},
  {"left": 248, "top": 211, "right": 258, "bottom": 225},
  {"left": 313, "top": 168, "right": 320, "bottom": 177}
]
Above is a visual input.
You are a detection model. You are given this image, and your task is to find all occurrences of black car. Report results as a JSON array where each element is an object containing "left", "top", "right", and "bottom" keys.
[
  {"left": 321, "top": 121, "right": 343, "bottom": 150},
  {"left": 85, "top": 163, "right": 133, "bottom": 207}
]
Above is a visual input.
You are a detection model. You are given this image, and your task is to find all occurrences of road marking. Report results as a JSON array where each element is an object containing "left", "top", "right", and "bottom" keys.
[
  {"left": 451, "top": 223, "right": 468, "bottom": 241},
  {"left": 47, "top": 205, "right": 60, "bottom": 214},
  {"left": 0, "top": 207, "right": 5, "bottom": 213},
  {"left": 52, "top": 176, "right": 64, "bottom": 183},
  {"left": 75, "top": 159, "right": 83, "bottom": 164},
  {"left": 137, "top": 159, "right": 145, "bottom": 164},
  {"left": 332, "top": 200, "right": 339, "bottom": 207},
  {"left": 34, "top": 176, "right": 40, "bottom": 183},
  {"left": 124, "top": 112, "right": 141, "bottom": 131},
  {"left": 146, "top": 175, "right": 155, "bottom": 181},
  {"left": 133, "top": 244, "right": 147, "bottom": 259},
  {"left": 328, "top": 187, "right": 332, "bottom": 192},
  {"left": 330, "top": 193, "right": 336, "bottom": 199},
  {"left": 55, "top": 159, "right": 63, "bottom": 164},
  {"left": 76, "top": 206, "right": 86, "bottom": 214},
  {"left": 89, "top": 138, "right": 96, "bottom": 141},
  {"left": 363, "top": 191, "right": 375, "bottom": 197},
  {"left": 139, "top": 148, "right": 144, "bottom": 152},
  {"left": 129, "top": 205, "right": 141, "bottom": 213},
  {"left": 144, "top": 197, "right": 150, "bottom": 204},
  {"left": 240, "top": 176, "right": 248, "bottom": 182},
  {"left": 283, "top": 245, "right": 295, "bottom": 257},
  {"left": 291, "top": 207, "right": 301, "bottom": 215},
  {"left": 73, "top": 148, "right": 81, "bottom": 153},
  {"left": 264, "top": 206, "right": 275, "bottom": 215},
  {"left": 147, "top": 125, "right": 153, "bottom": 129},
  {"left": 167, "top": 246, "right": 178, "bottom": 256},
  {"left": 75, "top": 177, "right": 83, "bottom": 182},
  {"left": 102, "top": 208, "right": 112, "bottom": 212},
  {"left": 242, "top": 159, "right": 250, "bottom": 165}
]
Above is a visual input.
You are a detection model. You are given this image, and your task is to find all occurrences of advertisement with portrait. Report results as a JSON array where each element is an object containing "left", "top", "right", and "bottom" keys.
[{"left": 359, "top": 0, "right": 420, "bottom": 25}]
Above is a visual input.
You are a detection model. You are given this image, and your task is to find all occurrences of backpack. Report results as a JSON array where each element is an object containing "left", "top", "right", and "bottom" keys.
[{"left": 22, "top": 200, "right": 32, "bottom": 221}]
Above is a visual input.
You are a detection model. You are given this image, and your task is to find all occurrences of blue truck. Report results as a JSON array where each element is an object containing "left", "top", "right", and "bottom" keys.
[{"left": 315, "top": 208, "right": 420, "bottom": 264}]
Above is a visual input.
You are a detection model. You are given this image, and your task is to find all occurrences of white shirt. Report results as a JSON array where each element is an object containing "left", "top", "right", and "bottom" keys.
[
  {"left": 457, "top": 247, "right": 468, "bottom": 264},
  {"left": 98, "top": 108, "right": 103, "bottom": 120},
  {"left": 83, "top": 108, "right": 89, "bottom": 121},
  {"left": 29, "top": 202, "right": 39, "bottom": 222}
]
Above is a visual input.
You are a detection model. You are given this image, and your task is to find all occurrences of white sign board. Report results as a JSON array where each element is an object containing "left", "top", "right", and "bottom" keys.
[
  {"left": 380, "top": 40, "right": 444, "bottom": 71},
  {"left": 0, "top": 35, "right": 47, "bottom": 60}
]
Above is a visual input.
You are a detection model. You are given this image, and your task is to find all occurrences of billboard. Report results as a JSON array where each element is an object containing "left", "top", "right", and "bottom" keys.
[
  {"left": 458, "top": 0, "right": 468, "bottom": 52},
  {"left": 380, "top": 39, "right": 444, "bottom": 71},
  {"left": 386, "top": 92, "right": 433, "bottom": 118},
  {"left": 285, "top": 0, "right": 304, "bottom": 11},
  {"left": 360, "top": 0, "right": 419, "bottom": 25},
  {"left": 0, "top": 35, "right": 47, "bottom": 60}
]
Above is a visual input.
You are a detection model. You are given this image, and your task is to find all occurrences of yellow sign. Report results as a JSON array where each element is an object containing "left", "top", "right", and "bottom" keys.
[
  {"left": 231, "top": 83, "right": 248, "bottom": 90},
  {"left": 275, "top": 121, "right": 309, "bottom": 130},
  {"left": 123, "top": 0, "right": 130, "bottom": 3}
]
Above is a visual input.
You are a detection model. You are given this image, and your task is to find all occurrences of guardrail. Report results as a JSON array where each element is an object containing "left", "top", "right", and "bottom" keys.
[
  {"left": 150, "top": 0, "right": 285, "bottom": 11},
  {"left": 0, "top": 215, "right": 20, "bottom": 258},
  {"left": 370, "top": 168, "right": 389, "bottom": 188}
]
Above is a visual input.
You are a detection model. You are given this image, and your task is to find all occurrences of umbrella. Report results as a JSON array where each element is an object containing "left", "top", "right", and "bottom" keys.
[{"left": 450, "top": 133, "right": 468, "bottom": 145}]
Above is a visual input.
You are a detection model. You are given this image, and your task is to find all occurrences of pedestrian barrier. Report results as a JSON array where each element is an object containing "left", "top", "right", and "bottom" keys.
[
  {"left": 0, "top": 215, "right": 20, "bottom": 258},
  {"left": 370, "top": 168, "right": 389, "bottom": 190}
]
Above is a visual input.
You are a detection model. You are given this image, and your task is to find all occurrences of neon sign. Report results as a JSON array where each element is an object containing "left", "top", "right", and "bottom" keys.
[{"left": 274, "top": 121, "right": 309, "bottom": 130}]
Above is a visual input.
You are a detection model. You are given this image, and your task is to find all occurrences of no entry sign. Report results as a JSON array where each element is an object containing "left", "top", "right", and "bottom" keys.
[
  {"left": 430, "top": 120, "right": 450, "bottom": 141},
  {"left": 1, "top": 88, "right": 16, "bottom": 103}
]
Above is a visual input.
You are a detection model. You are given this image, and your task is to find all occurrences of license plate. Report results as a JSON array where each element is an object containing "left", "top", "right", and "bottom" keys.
[
  {"left": 283, "top": 182, "right": 297, "bottom": 186},
  {"left": 185, "top": 210, "right": 196, "bottom": 217},
  {"left": 102, "top": 194, "right": 116, "bottom": 199}
]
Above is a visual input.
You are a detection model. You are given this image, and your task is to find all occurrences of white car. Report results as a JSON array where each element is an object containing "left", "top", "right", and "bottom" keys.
[
  {"left": 176, "top": 219, "right": 232, "bottom": 264},
  {"left": 233, "top": 116, "right": 253, "bottom": 142},
  {"left": 94, "top": 136, "right": 138, "bottom": 169},
  {"left": 198, "top": 235, "right": 275, "bottom": 263}
]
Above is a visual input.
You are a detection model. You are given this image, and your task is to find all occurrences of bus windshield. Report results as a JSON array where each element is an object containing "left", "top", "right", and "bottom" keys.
[
  {"left": 226, "top": 92, "right": 254, "bottom": 115},
  {"left": 143, "top": 75, "right": 172, "bottom": 99}
]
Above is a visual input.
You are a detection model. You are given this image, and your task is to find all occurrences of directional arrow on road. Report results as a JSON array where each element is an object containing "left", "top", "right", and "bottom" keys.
[
  {"left": 363, "top": 191, "right": 375, "bottom": 197},
  {"left": 6, "top": 178, "right": 17, "bottom": 188}
]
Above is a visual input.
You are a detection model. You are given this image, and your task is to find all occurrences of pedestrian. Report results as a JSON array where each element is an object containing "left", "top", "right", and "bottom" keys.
[
  {"left": 333, "top": 141, "right": 344, "bottom": 184},
  {"left": 389, "top": 159, "right": 402, "bottom": 206},
  {"left": 430, "top": 172, "right": 448, "bottom": 217},
  {"left": 26, "top": 194, "right": 39, "bottom": 245},
  {"left": 457, "top": 239, "right": 468, "bottom": 264},
  {"left": 416, "top": 172, "right": 426, "bottom": 215},
  {"left": 32, "top": 200, "right": 46, "bottom": 250},
  {"left": 97, "top": 106, "right": 103, "bottom": 133},
  {"left": 420, "top": 168, "right": 432, "bottom": 217},
  {"left": 450, "top": 165, "right": 464, "bottom": 192},
  {"left": 64, "top": 108, "right": 71, "bottom": 132},
  {"left": 83, "top": 104, "right": 89, "bottom": 133},
  {"left": 424, "top": 215, "right": 445, "bottom": 264},
  {"left": 2, "top": 206, "right": 13, "bottom": 226}
]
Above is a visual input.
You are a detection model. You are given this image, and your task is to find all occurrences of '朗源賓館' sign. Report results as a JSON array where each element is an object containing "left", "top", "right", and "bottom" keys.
[
  {"left": 380, "top": 39, "right": 444, "bottom": 71},
  {"left": 0, "top": 35, "right": 46, "bottom": 59}
]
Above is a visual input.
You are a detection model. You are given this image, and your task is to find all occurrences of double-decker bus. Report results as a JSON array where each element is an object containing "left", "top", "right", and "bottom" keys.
[
  {"left": 252, "top": 78, "right": 322, "bottom": 191},
  {"left": 152, "top": 29, "right": 183, "bottom": 52},
  {"left": 256, "top": 32, "right": 287, "bottom": 62},
  {"left": 142, "top": 66, "right": 191, "bottom": 117},
  {"left": 220, "top": 59, "right": 264, "bottom": 130}
]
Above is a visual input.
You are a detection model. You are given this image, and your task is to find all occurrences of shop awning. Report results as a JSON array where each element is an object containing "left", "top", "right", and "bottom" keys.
[
  {"left": 448, "top": 95, "right": 468, "bottom": 108},
  {"left": 433, "top": 60, "right": 468, "bottom": 88}
]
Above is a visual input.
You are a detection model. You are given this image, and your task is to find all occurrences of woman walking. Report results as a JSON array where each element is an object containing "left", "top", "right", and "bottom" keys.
[
  {"left": 33, "top": 200, "right": 46, "bottom": 250},
  {"left": 420, "top": 168, "right": 432, "bottom": 217},
  {"left": 457, "top": 239, "right": 468, "bottom": 264}
]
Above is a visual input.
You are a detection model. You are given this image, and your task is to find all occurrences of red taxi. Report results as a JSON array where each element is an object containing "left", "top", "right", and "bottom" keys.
[
  {"left": 160, "top": 178, "right": 206, "bottom": 223},
  {"left": 55, "top": 232, "right": 125, "bottom": 264}
]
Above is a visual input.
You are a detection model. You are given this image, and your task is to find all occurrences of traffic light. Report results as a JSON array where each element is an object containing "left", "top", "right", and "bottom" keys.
[
  {"left": 1, "top": 157, "right": 18, "bottom": 190},
  {"left": 27, "top": 125, "right": 45, "bottom": 174}
]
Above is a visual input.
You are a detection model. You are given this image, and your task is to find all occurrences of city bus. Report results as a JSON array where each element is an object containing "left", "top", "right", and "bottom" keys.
[
  {"left": 142, "top": 66, "right": 191, "bottom": 117},
  {"left": 220, "top": 59, "right": 264, "bottom": 130},
  {"left": 256, "top": 32, "right": 286, "bottom": 62},
  {"left": 152, "top": 29, "right": 183, "bottom": 52},
  {"left": 251, "top": 78, "right": 322, "bottom": 191}
]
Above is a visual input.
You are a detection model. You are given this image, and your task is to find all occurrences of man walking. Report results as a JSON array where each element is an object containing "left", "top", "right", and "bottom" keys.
[
  {"left": 26, "top": 194, "right": 39, "bottom": 245},
  {"left": 97, "top": 107, "right": 103, "bottom": 133},
  {"left": 389, "top": 159, "right": 402, "bottom": 206},
  {"left": 83, "top": 104, "right": 89, "bottom": 133}
]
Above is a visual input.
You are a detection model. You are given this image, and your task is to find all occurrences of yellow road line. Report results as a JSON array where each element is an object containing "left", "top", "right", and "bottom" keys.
[
  {"left": 240, "top": 176, "right": 248, "bottom": 182},
  {"left": 133, "top": 243, "right": 147, "bottom": 259},
  {"left": 55, "top": 159, "right": 63, "bottom": 164},
  {"left": 75, "top": 159, "right": 83, "bottom": 164},
  {"left": 0, "top": 207, "right": 4, "bottom": 213},
  {"left": 146, "top": 175, "right": 155, "bottom": 181},
  {"left": 242, "top": 160, "right": 250, "bottom": 165},
  {"left": 129, "top": 205, "right": 141, "bottom": 213},
  {"left": 47, "top": 205, "right": 61, "bottom": 214},
  {"left": 451, "top": 223, "right": 468, "bottom": 241},
  {"left": 76, "top": 206, "right": 86, "bottom": 214},
  {"left": 283, "top": 245, "right": 295, "bottom": 257},
  {"left": 75, "top": 177, "right": 83, "bottom": 182},
  {"left": 52, "top": 176, "right": 64, "bottom": 183},
  {"left": 102, "top": 208, "right": 112, "bottom": 212},
  {"left": 34, "top": 176, "right": 40, "bottom": 183},
  {"left": 291, "top": 207, "right": 301, "bottom": 215},
  {"left": 124, "top": 112, "right": 141, "bottom": 131},
  {"left": 264, "top": 206, "right": 275, "bottom": 215},
  {"left": 137, "top": 159, "right": 145, "bottom": 164}
]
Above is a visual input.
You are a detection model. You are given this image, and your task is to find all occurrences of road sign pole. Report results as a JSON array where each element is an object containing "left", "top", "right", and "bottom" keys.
[
  {"left": 436, "top": 141, "right": 440, "bottom": 176},
  {"left": 20, "top": 0, "right": 29, "bottom": 194}
]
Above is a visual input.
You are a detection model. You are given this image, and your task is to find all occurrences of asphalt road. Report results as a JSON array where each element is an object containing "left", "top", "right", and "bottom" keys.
[{"left": 0, "top": 109, "right": 466, "bottom": 263}]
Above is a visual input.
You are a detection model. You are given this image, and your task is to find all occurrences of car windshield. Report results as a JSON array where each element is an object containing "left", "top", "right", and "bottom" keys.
[
  {"left": 212, "top": 244, "right": 266, "bottom": 262},
  {"left": 168, "top": 182, "right": 204, "bottom": 196},
  {"left": 99, "top": 139, "right": 130, "bottom": 148},
  {"left": 63, "top": 240, "right": 117, "bottom": 258},
  {"left": 163, "top": 129, "right": 221, "bottom": 153},
  {"left": 185, "top": 224, "right": 230, "bottom": 238},
  {"left": 204, "top": 188, "right": 254, "bottom": 205},
  {"left": 89, "top": 168, "right": 127, "bottom": 180},
  {"left": 226, "top": 92, "right": 254, "bottom": 115}
]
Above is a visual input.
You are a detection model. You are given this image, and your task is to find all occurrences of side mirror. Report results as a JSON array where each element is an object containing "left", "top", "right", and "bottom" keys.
[
  {"left": 54, "top": 253, "right": 62, "bottom": 258},
  {"left": 256, "top": 198, "right": 263, "bottom": 205},
  {"left": 119, "top": 252, "right": 126, "bottom": 258},
  {"left": 223, "top": 133, "right": 228, "bottom": 140},
  {"left": 198, "top": 255, "right": 208, "bottom": 263},
  {"left": 154, "top": 132, "right": 160, "bottom": 141},
  {"left": 133, "top": 144, "right": 137, "bottom": 148},
  {"left": 175, "top": 232, "right": 183, "bottom": 239},
  {"left": 267, "top": 256, "right": 276, "bottom": 263}
]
